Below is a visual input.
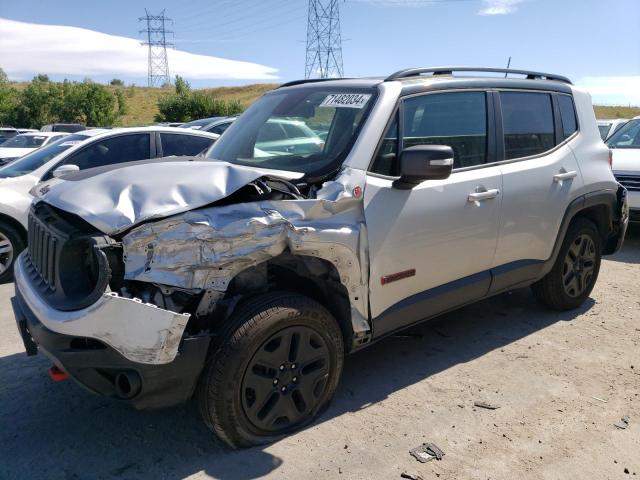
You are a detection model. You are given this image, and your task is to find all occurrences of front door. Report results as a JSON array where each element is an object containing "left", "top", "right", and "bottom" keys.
[{"left": 364, "top": 90, "right": 503, "bottom": 337}]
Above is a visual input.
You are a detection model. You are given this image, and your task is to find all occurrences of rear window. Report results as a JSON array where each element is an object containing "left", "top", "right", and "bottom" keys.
[
  {"left": 557, "top": 95, "right": 578, "bottom": 139},
  {"left": 501, "top": 92, "right": 555, "bottom": 160}
]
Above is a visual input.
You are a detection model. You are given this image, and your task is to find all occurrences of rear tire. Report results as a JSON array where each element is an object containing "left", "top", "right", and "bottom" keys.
[
  {"left": 0, "top": 222, "right": 25, "bottom": 283},
  {"left": 196, "top": 292, "right": 344, "bottom": 448},
  {"left": 532, "top": 217, "right": 602, "bottom": 310}
]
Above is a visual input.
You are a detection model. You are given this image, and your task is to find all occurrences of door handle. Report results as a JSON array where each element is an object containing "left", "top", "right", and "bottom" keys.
[
  {"left": 467, "top": 189, "right": 500, "bottom": 202},
  {"left": 553, "top": 170, "right": 578, "bottom": 183}
]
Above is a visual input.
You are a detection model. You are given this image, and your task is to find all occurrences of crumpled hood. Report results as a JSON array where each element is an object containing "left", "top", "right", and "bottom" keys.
[
  {"left": 611, "top": 149, "right": 640, "bottom": 173},
  {"left": 33, "top": 159, "right": 303, "bottom": 235}
]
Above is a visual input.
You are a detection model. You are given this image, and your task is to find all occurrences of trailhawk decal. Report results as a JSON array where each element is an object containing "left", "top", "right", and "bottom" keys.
[{"left": 320, "top": 93, "right": 372, "bottom": 109}]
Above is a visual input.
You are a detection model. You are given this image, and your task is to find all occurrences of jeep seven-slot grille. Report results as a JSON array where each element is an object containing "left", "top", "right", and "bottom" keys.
[
  {"left": 27, "top": 212, "right": 59, "bottom": 291},
  {"left": 615, "top": 173, "right": 640, "bottom": 192}
]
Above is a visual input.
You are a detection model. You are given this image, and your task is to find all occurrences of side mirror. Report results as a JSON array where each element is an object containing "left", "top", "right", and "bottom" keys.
[
  {"left": 392, "top": 145, "right": 454, "bottom": 189},
  {"left": 52, "top": 164, "right": 80, "bottom": 178}
]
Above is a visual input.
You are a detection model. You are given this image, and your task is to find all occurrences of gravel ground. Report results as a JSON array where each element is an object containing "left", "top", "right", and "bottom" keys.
[{"left": 1, "top": 226, "right": 638, "bottom": 480}]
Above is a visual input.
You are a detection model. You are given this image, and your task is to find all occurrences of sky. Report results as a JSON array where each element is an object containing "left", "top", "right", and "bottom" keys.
[{"left": 0, "top": 0, "right": 639, "bottom": 104}]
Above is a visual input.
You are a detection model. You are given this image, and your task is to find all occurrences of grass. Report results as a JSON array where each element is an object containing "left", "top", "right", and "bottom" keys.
[{"left": 593, "top": 105, "right": 640, "bottom": 120}]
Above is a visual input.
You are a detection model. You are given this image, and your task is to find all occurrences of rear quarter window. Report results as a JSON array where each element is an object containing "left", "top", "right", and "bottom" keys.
[{"left": 557, "top": 95, "right": 578, "bottom": 139}]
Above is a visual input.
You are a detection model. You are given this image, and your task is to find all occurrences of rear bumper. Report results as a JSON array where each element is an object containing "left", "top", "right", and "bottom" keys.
[
  {"left": 12, "top": 289, "right": 210, "bottom": 409},
  {"left": 605, "top": 185, "right": 629, "bottom": 254}
]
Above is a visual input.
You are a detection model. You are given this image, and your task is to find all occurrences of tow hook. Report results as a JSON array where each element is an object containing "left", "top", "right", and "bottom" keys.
[{"left": 48, "top": 365, "right": 69, "bottom": 382}]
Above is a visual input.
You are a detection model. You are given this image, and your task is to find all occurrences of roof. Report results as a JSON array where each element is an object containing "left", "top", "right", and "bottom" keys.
[
  {"left": 278, "top": 66, "right": 574, "bottom": 95},
  {"left": 17, "top": 131, "right": 70, "bottom": 138},
  {"left": 81, "top": 126, "right": 220, "bottom": 140}
]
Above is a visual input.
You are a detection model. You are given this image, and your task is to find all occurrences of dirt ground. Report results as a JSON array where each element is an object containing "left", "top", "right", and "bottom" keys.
[{"left": 1, "top": 227, "right": 638, "bottom": 480}]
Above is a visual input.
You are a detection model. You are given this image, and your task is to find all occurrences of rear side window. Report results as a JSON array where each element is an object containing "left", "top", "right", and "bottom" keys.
[
  {"left": 402, "top": 91, "right": 488, "bottom": 169},
  {"left": 62, "top": 134, "right": 151, "bottom": 170},
  {"left": 501, "top": 92, "right": 555, "bottom": 160},
  {"left": 208, "top": 122, "right": 232, "bottom": 135},
  {"left": 557, "top": 95, "right": 578, "bottom": 139},
  {"left": 160, "top": 133, "right": 214, "bottom": 157}
]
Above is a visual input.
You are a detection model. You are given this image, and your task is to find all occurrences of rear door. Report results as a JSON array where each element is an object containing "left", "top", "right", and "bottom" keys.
[{"left": 492, "top": 91, "right": 583, "bottom": 291}]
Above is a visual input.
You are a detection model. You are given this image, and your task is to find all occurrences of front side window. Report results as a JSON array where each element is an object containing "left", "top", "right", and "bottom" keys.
[
  {"left": 160, "top": 133, "right": 215, "bottom": 157},
  {"left": 607, "top": 119, "right": 640, "bottom": 149},
  {"left": 206, "top": 88, "right": 375, "bottom": 176},
  {"left": 60, "top": 134, "right": 151, "bottom": 171},
  {"left": 371, "top": 114, "right": 399, "bottom": 175},
  {"left": 0, "top": 134, "right": 88, "bottom": 178},
  {"left": 402, "top": 91, "right": 488, "bottom": 169},
  {"left": 501, "top": 92, "right": 555, "bottom": 159}
]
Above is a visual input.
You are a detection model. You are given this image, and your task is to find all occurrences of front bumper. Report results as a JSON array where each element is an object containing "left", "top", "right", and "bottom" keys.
[
  {"left": 14, "top": 253, "right": 190, "bottom": 365},
  {"left": 12, "top": 286, "right": 211, "bottom": 409}
]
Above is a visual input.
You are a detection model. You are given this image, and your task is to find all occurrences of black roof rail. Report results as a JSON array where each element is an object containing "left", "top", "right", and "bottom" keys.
[
  {"left": 384, "top": 67, "right": 572, "bottom": 85},
  {"left": 278, "top": 78, "right": 351, "bottom": 89}
]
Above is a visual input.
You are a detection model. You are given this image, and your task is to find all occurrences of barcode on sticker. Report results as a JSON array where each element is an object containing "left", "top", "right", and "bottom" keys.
[{"left": 320, "top": 93, "right": 371, "bottom": 109}]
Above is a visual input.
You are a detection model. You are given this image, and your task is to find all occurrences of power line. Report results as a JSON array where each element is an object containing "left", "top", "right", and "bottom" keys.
[
  {"left": 139, "top": 9, "right": 174, "bottom": 87},
  {"left": 305, "top": 0, "right": 344, "bottom": 79}
]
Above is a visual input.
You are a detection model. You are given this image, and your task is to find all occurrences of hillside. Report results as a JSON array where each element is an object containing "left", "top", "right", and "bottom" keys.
[
  {"left": 115, "top": 83, "right": 279, "bottom": 126},
  {"left": 10, "top": 81, "right": 640, "bottom": 126}
]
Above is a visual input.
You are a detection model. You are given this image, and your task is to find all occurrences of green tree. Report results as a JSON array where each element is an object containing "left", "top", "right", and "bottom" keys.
[
  {"left": 155, "top": 75, "right": 245, "bottom": 122},
  {"left": 110, "top": 78, "right": 124, "bottom": 86},
  {"left": 0, "top": 68, "right": 19, "bottom": 125}
]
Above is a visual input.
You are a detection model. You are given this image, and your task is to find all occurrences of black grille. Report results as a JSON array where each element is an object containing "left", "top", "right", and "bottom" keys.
[
  {"left": 615, "top": 173, "right": 640, "bottom": 192},
  {"left": 28, "top": 211, "right": 61, "bottom": 292},
  {"left": 25, "top": 202, "right": 115, "bottom": 311}
]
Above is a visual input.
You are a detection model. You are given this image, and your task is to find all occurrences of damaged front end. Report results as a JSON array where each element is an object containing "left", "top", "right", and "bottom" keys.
[{"left": 22, "top": 160, "right": 371, "bottom": 370}]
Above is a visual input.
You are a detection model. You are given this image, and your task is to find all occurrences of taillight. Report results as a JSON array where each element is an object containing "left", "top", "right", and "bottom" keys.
[{"left": 608, "top": 150, "right": 613, "bottom": 170}]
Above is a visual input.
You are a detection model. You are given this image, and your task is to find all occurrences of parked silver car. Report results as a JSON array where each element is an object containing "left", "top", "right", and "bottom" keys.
[{"left": 12, "top": 67, "right": 628, "bottom": 447}]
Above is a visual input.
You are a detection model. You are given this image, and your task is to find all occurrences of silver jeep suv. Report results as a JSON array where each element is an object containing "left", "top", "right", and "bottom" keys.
[{"left": 12, "top": 67, "right": 628, "bottom": 447}]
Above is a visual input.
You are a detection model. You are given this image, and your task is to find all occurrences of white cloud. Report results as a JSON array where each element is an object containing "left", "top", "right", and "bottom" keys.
[
  {"left": 0, "top": 18, "right": 278, "bottom": 82},
  {"left": 576, "top": 76, "right": 640, "bottom": 106},
  {"left": 478, "top": 0, "right": 524, "bottom": 15}
]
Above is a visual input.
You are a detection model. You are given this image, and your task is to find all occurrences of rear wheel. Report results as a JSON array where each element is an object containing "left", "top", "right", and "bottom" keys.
[
  {"left": 532, "top": 218, "right": 602, "bottom": 310},
  {"left": 197, "top": 292, "right": 344, "bottom": 448},
  {"left": 0, "top": 222, "right": 25, "bottom": 283}
]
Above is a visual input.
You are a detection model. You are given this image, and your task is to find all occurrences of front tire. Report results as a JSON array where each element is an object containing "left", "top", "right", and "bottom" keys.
[
  {"left": 532, "top": 217, "right": 602, "bottom": 310},
  {"left": 196, "top": 292, "right": 344, "bottom": 448},
  {"left": 0, "top": 222, "right": 25, "bottom": 283}
]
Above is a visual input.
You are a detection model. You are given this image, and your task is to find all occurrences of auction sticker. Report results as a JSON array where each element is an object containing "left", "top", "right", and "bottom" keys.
[{"left": 320, "top": 93, "right": 372, "bottom": 109}]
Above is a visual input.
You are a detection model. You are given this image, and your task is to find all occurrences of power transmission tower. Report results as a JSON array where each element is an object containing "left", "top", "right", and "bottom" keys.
[
  {"left": 139, "top": 9, "right": 174, "bottom": 87},
  {"left": 305, "top": 0, "right": 344, "bottom": 79}
]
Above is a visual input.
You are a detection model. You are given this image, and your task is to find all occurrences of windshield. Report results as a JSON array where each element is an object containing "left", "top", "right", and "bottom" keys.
[
  {"left": 206, "top": 88, "right": 375, "bottom": 177},
  {"left": 1, "top": 135, "right": 48, "bottom": 148},
  {"left": 0, "top": 134, "right": 88, "bottom": 178},
  {"left": 607, "top": 119, "right": 640, "bottom": 149}
]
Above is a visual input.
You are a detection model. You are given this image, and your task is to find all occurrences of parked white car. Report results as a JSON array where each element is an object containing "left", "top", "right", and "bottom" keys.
[
  {"left": 607, "top": 116, "right": 640, "bottom": 222},
  {"left": 0, "top": 126, "right": 218, "bottom": 281},
  {"left": 597, "top": 119, "right": 628, "bottom": 141},
  {"left": 0, "top": 132, "right": 70, "bottom": 165}
]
